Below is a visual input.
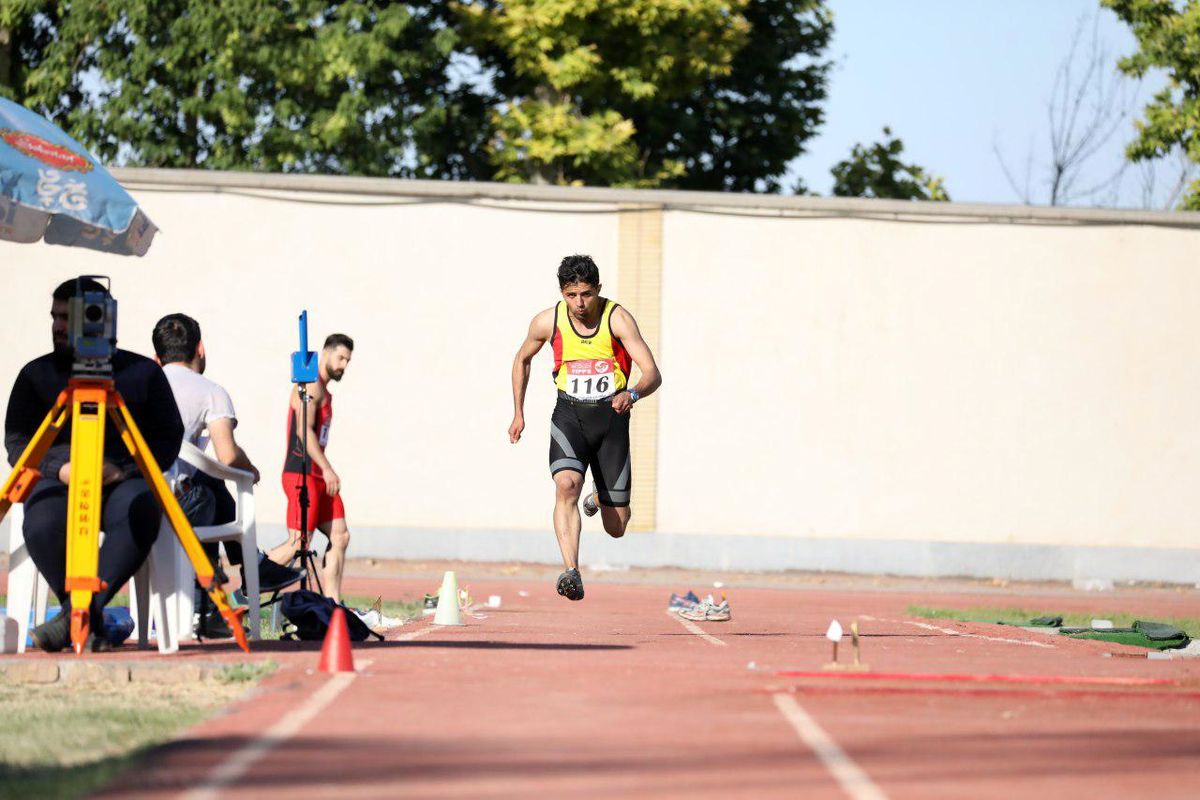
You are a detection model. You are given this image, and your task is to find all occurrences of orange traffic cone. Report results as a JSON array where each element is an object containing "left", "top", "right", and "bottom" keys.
[{"left": 317, "top": 607, "right": 355, "bottom": 673}]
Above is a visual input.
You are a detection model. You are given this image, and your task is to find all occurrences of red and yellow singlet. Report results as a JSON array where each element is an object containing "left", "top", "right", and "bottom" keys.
[{"left": 551, "top": 299, "right": 632, "bottom": 401}]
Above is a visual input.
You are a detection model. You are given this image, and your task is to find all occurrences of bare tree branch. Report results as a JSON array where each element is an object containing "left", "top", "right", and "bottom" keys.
[{"left": 996, "top": 11, "right": 1135, "bottom": 207}]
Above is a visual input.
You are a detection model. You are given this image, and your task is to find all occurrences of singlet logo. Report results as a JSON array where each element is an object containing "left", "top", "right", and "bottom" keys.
[{"left": 0, "top": 129, "right": 94, "bottom": 173}]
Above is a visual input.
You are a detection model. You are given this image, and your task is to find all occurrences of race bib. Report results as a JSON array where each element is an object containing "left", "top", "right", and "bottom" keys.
[{"left": 564, "top": 359, "right": 616, "bottom": 400}]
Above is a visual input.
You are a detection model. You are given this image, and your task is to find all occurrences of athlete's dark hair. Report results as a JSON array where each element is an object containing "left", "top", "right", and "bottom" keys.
[
  {"left": 324, "top": 333, "right": 354, "bottom": 352},
  {"left": 52, "top": 277, "right": 107, "bottom": 301},
  {"left": 557, "top": 254, "right": 600, "bottom": 289},
  {"left": 152, "top": 313, "right": 202, "bottom": 364}
]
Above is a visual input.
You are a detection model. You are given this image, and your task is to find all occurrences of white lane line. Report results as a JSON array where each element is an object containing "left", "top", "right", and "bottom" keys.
[
  {"left": 861, "top": 616, "right": 1055, "bottom": 649},
  {"left": 396, "top": 625, "right": 436, "bottom": 642},
  {"left": 666, "top": 609, "right": 727, "bottom": 647},
  {"left": 181, "top": 658, "right": 374, "bottom": 800},
  {"left": 772, "top": 693, "right": 888, "bottom": 800}
]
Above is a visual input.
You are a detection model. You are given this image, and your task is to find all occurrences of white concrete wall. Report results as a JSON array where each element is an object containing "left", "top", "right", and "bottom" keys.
[
  {"left": 3, "top": 171, "right": 1198, "bottom": 560},
  {"left": 656, "top": 215, "right": 1200, "bottom": 550},
  {"left": 1, "top": 186, "right": 618, "bottom": 535}
]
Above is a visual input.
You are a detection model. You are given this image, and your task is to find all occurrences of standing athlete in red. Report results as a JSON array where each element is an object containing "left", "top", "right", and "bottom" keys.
[
  {"left": 270, "top": 334, "right": 354, "bottom": 602},
  {"left": 509, "top": 255, "right": 662, "bottom": 601}
]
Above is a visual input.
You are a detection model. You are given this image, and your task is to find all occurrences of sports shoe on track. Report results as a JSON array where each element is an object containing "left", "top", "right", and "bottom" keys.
[
  {"left": 668, "top": 591, "right": 702, "bottom": 613},
  {"left": 582, "top": 484, "right": 600, "bottom": 517},
  {"left": 557, "top": 568, "right": 585, "bottom": 601},
  {"left": 678, "top": 595, "right": 731, "bottom": 622}
]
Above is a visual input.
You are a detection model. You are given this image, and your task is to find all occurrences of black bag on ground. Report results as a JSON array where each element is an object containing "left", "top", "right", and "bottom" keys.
[{"left": 280, "top": 589, "right": 383, "bottom": 642}]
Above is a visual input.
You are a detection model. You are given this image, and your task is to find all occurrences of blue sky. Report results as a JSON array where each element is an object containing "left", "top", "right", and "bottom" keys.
[{"left": 785, "top": 1, "right": 1181, "bottom": 208}]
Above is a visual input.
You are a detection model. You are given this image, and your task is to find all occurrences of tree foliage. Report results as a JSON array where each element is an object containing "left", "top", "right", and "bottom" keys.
[
  {"left": 1, "top": 0, "right": 832, "bottom": 190},
  {"left": 459, "top": 0, "right": 831, "bottom": 188},
  {"left": 1, "top": 1, "right": 457, "bottom": 175},
  {"left": 831, "top": 127, "right": 950, "bottom": 201},
  {"left": 627, "top": 0, "right": 832, "bottom": 192},
  {"left": 1103, "top": 0, "right": 1200, "bottom": 209},
  {"left": 458, "top": 0, "right": 752, "bottom": 186}
]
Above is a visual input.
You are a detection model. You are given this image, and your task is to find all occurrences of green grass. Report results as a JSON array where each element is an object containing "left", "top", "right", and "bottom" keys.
[
  {"left": 214, "top": 660, "right": 277, "bottom": 684},
  {"left": 341, "top": 594, "right": 425, "bottom": 622},
  {"left": 0, "top": 675, "right": 262, "bottom": 800},
  {"left": 907, "top": 605, "right": 1200, "bottom": 639}
]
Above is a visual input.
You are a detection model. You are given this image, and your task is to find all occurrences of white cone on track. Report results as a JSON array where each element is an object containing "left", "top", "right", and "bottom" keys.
[{"left": 433, "top": 571, "right": 463, "bottom": 626}]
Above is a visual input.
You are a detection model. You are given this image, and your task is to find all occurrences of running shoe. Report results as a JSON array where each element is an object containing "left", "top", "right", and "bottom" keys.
[
  {"left": 557, "top": 568, "right": 585, "bottom": 601},
  {"left": 678, "top": 595, "right": 731, "bottom": 622},
  {"left": 195, "top": 610, "right": 234, "bottom": 640},
  {"left": 582, "top": 483, "right": 600, "bottom": 517},
  {"left": 245, "top": 553, "right": 305, "bottom": 594},
  {"left": 30, "top": 608, "right": 70, "bottom": 653},
  {"left": 422, "top": 593, "right": 439, "bottom": 615},
  {"left": 668, "top": 591, "right": 702, "bottom": 613}
]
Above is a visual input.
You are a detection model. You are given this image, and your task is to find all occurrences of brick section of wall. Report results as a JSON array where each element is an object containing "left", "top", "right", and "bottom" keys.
[{"left": 617, "top": 206, "right": 663, "bottom": 532}]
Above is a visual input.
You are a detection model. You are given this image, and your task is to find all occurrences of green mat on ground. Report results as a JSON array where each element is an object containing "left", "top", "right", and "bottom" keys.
[
  {"left": 997, "top": 617, "right": 1189, "bottom": 650},
  {"left": 998, "top": 615, "right": 1063, "bottom": 627},
  {"left": 1058, "top": 620, "right": 1190, "bottom": 650}
]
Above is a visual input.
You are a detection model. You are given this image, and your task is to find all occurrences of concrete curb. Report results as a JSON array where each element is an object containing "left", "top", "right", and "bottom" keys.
[{"left": 0, "top": 659, "right": 266, "bottom": 686}]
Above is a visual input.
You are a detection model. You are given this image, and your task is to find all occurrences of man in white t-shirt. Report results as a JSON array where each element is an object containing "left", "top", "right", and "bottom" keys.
[{"left": 152, "top": 314, "right": 301, "bottom": 636}]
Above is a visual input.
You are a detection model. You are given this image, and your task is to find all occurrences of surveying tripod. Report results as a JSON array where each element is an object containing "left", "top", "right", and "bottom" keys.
[{"left": 0, "top": 378, "right": 250, "bottom": 655}]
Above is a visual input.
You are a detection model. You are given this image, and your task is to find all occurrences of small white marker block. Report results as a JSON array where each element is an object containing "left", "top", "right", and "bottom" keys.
[
  {"left": 487, "top": 595, "right": 502, "bottom": 608},
  {"left": 825, "top": 620, "right": 843, "bottom": 642},
  {"left": 1091, "top": 619, "right": 1114, "bottom": 629},
  {"left": 0, "top": 616, "right": 19, "bottom": 655}
]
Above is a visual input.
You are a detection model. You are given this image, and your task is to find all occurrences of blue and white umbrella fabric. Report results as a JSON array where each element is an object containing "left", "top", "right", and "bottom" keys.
[{"left": 0, "top": 96, "right": 157, "bottom": 256}]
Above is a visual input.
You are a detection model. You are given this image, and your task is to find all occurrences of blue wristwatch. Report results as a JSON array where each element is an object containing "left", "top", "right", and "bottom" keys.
[{"left": 628, "top": 389, "right": 640, "bottom": 403}]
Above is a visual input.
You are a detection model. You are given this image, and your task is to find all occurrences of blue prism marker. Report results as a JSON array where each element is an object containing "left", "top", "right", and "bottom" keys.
[{"left": 291, "top": 310, "right": 318, "bottom": 384}]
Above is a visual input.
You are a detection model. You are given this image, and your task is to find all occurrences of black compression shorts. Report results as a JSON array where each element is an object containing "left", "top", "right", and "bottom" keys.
[{"left": 548, "top": 393, "right": 632, "bottom": 508}]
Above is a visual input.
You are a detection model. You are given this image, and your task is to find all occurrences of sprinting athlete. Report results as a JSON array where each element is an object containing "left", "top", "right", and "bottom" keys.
[
  {"left": 271, "top": 334, "right": 354, "bottom": 602},
  {"left": 509, "top": 255, "right": 662, "bottom": 601}
]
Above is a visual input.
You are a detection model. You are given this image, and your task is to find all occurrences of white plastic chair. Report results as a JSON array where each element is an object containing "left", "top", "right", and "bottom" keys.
[
  {"left": 4, "top": 504, "right": 50, "bottom": 653},
  {"left": 5, "top": 444, "right": 259, "bottom": 653},
  {"left": 130, "top": 441, "right": 260, "bottom": 652},
  {"left": 5, "top": 505, "right": 179, "bottom": 653}
]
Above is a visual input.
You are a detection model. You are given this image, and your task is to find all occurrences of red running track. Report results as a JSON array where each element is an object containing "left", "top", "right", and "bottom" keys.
[{"left": 83, "top": 575, "right": 1200, "bottom": 799}]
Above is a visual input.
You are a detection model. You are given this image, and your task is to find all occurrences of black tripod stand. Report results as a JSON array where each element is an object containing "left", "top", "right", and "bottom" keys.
[
  {"left": 265, "top": 310, "right": 323, "bottom": 624},
  {"left": 291, "top": 380, "right": 324, "bottom": 595}
]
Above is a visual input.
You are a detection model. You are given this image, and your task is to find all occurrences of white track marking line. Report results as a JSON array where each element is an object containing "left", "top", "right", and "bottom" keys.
[
  {"left": 860, "top": 615, "right": 1054, "bottom": 649},
  {"left": 772, "top": 693, "right": 888, "bottom": 800},
  {"left": 666, "top": 609, "right": 727, "bottom": 646},
  {"left": 396, "top": 625, "right": 436, "bottom": 641},
  {"left": 181, "top": 659, "right": 374, "bottom": 800}
]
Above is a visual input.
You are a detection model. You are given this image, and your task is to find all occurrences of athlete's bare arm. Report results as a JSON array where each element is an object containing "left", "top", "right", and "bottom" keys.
[
  {"left": 292, "top": 381, "right": 339, "bottom": 495},
  {"left": 609, "top": 306, "right": 662, "bottom": 415},
  {"left": 509, "top": 308, "right": 556, "bottom": 444}
]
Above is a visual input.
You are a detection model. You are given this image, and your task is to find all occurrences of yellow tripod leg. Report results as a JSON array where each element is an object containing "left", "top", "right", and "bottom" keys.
[
  {"left": 107, "top": 392, "right": 250, "bottom": 653},
  {"left": 65, "top": 385, "right": 109, "bottom": 655},
  {"left": 0, "top": 390, "right": 70, "bottom": 522}
]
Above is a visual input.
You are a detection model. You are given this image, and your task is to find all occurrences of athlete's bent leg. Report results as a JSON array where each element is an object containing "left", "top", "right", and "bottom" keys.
[
  {"left": 267, "top": 529, "right": 303, "bottom": 565},
  {"left": 552, "top": 470, "right": 585, "bottom": 569},
  {"left": 321, "top": 518, "right": 349, "bottom": 603},
  {"left": 599, "top": 503, "right": 631, "bottom": 538}
]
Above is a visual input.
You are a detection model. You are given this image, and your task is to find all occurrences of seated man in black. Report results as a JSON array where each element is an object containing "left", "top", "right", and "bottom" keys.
[{"left": 4, "top": 278, "right": 183, "bottom": 652}]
